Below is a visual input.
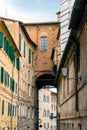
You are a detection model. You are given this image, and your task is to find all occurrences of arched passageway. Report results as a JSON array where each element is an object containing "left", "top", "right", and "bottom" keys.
[
  {"left": 34, "top": 73, "right": 56, "bottom": 130},
  {"left": 36, "top": 73, "right": 55, "bottom": 89}
]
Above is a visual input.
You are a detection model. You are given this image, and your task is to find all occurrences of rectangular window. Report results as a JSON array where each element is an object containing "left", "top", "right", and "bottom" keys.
[
  {"left": 28, "top": 48, "right": 31, "bottom": 63},
  {"left": 0, "top": 67, "right": 4, "bottom": 83},
  {"left": 2, "top": 100, "right": 4, "bottom": 115},
  {"left": 40, "top": 37, "right": 47, "bottom": 51},
  {"left": 0, "top": 32, "right": 4, "bottom": 47}
]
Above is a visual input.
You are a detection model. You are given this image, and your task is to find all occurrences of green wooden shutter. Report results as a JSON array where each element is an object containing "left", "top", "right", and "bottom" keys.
[
  {"left": 5, "top": 39, "right": 9, "bottom": 54},
  {"left": 16, "top": 58, "right": 20, "bottom": 70},
  {"left": 0, "top": 67, "right": 4, "bottom": 83},
  {"left": 12, "top": 79, "right": 14, "bottom": 92},
  {"left": 28, "top": 48, "right": 31, "bottom": 63},
  {"left": 4, "top": 37, "right": 6, "bottom": 50},
  {"left": 16, "top": 83, "right": 18, "bottom": 94},
  {"left": 10, "top": 78, "right": 12, "bottom": 90},
  {"left": 7, "top": 72, "right": 9, "bottom": 87},
  {"left": 8, "top": 102, "right": 10, "bottom": 116},
  {"left": 15, "top": 106, "right": 16, "bottom": 116},
  {"left": 0, "top": 32, "right": 4, "bottom": 48},
  {"left": 2, "top": 100, "right": 4, "bottom": 115},
  {"left": 3, "top": 70, "right": 6, "bottom": 85}
]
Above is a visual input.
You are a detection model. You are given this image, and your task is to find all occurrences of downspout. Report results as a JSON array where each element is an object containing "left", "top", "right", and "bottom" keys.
[
  {"left": 56, "top": 86, "right": 60, "bottom": 130},
  {"left": 74, "top": 41, "right": 79, "bottom": 112}
]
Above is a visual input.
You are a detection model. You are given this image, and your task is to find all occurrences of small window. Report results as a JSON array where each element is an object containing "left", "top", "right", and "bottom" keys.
[
  {"left": 47, "top": 110, "right": 50, "bottom": 117},
  {"left": 43, "top": 110, "right": 46, "bottom": 116},
  {"left": 47, "top": 96, "right": 50, "bottom": 102},
  {"left": 43, "top": 95, "right": 46, "bottom": 102},
  {"left": 40, "top": 37, "right": 47, "bottom": 51},
  {"left": 44, "top": 123, "right": 46, "bottom": 128},
  {"left": 28, "top": 48, "right": 31, "bottom": 63}
]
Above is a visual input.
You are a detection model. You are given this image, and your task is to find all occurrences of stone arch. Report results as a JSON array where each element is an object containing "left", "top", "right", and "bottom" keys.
[{"left": 36, "top": 73, "right": 55, "bottom": 89}]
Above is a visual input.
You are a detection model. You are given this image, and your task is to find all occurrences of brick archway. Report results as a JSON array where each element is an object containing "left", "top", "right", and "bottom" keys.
[{"left": 36, "top": 73, "right": 55, "bottom": 89}]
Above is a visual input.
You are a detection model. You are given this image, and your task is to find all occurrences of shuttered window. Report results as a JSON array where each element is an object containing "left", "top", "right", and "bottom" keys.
[
  {"left": 28, "top": 48, "right": 31, "bottom": 63},
  {"left": 0, "top": 32, "right": 4, "bottom": 47},
  {"left": 0, "top": 67, "right": 4, "bottom": 83},
  {"left": 16, "top": 58, "right": 20, "bottom": 70},
  {"left": 2, "top": 100, "right": 4, "bottom": 115},
  {"left": 8, "top": 103, "right": 10, "bottom": 116}
]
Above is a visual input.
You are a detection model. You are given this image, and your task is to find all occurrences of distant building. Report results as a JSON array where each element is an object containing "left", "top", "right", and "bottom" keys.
[
  {"left": 60, "top": 0, "right": 75, "bottom": 54},
  {"left": 25, "top": 22, "right": 60, "bottom": 89},
  {"left": 39, "top": 88, "right": 57, "bottom": 130}
]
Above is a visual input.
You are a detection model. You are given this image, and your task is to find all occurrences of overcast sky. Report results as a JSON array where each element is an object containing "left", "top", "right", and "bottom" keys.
[{"left": 0, "top": 0, "right": 60, "bottom": 22}]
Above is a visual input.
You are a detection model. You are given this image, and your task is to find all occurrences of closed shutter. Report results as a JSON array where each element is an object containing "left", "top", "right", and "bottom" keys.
[
  {"left": 16, "top": 58, "right": 20, "bottom": 70},
  {"left": 12, "top": 79, "right": 14, "bottom": 92},
  {"left": 8, "top": 103, "right": 10, "bottom": 116},
  {"left": 2, "top": 100, "right": 4, "bottom": 115},
  {"left": 28, "top": 48, "right": 31, "bottom": 63},
  {"left": 0, "top": 32, "right": 4, "bottom": 48},
  {"left": 0, "top": 67, "right": 4, "bottom": 83}
]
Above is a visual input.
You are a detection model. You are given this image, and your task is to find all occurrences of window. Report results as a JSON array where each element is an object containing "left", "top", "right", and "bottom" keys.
[
  {"left": 44, "top": 123, "right": 46, "bottom": 128},
  {"left": 0, "top": 32, "right": 4, "bottom": 47},
  {"left": 43, "top": 110, "right": 46, "bottom": 116},
  {"left": 43, "top": 95, "right": 46, "bottom": 102},
  {"left": 0, "top": 67, "right": 4, "bottom": 83},
  {"left": 47, "top": 110, "right": 50, "bottom": 117},
  {"left": 47, "top": 96, "right": 50, "bottom": 102},
  {"left": 28, "top": 48, "right": 31, "bottom": 63},
  {"left": 40, "top": 37, "right": 47, "bottom": 51},
  {"left": 47, "top": 123, "right": 49, "bottom": 129},
  {"left": 2, "top": 100, "right": 4, "bottom": 115},
  {"left": 51, "top": 125, "right": 53, "bottom": 130}
]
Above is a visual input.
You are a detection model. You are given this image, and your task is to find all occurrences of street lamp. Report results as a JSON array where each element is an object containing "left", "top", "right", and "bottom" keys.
[
  {"left": 61, "top": 67, "right": 81, "bottom": 80},
  {"left": 61, "top": 67, "right": 68, "bottom": 77}
]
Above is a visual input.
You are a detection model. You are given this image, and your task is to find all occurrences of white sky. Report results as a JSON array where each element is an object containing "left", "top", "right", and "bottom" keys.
[{"left": 0, "top": 0, "right": 60, "bottom": 22}]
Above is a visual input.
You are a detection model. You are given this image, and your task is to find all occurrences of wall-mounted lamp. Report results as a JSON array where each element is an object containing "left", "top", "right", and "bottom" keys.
[
  {"left": 61, "top": 67, "right": 68, "bottom": 77},
  {"left": 61, "top": 67, "right": 81, "bottom": 80}
]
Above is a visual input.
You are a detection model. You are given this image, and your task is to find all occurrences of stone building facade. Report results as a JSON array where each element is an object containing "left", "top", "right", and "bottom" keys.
[
  {"left": 0, "top": 20, "right": 20, "bottom": 130},
  {"left": 39, "top": 88, "right": 57, "bottom": 130},
  {"left": 0, "top": 17, "right": 37, "bottom": 130},
  {"left": 55, "top": 0, "right": 87, "bottom": 130}
]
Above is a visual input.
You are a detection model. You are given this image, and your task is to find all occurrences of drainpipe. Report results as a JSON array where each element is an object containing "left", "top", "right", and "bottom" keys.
[
  {"left": 74, "top": 41, "right": 79, "bottom": 112},
  {"left": 57, "top": 84, "right": 60, "bottom": 130}
]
